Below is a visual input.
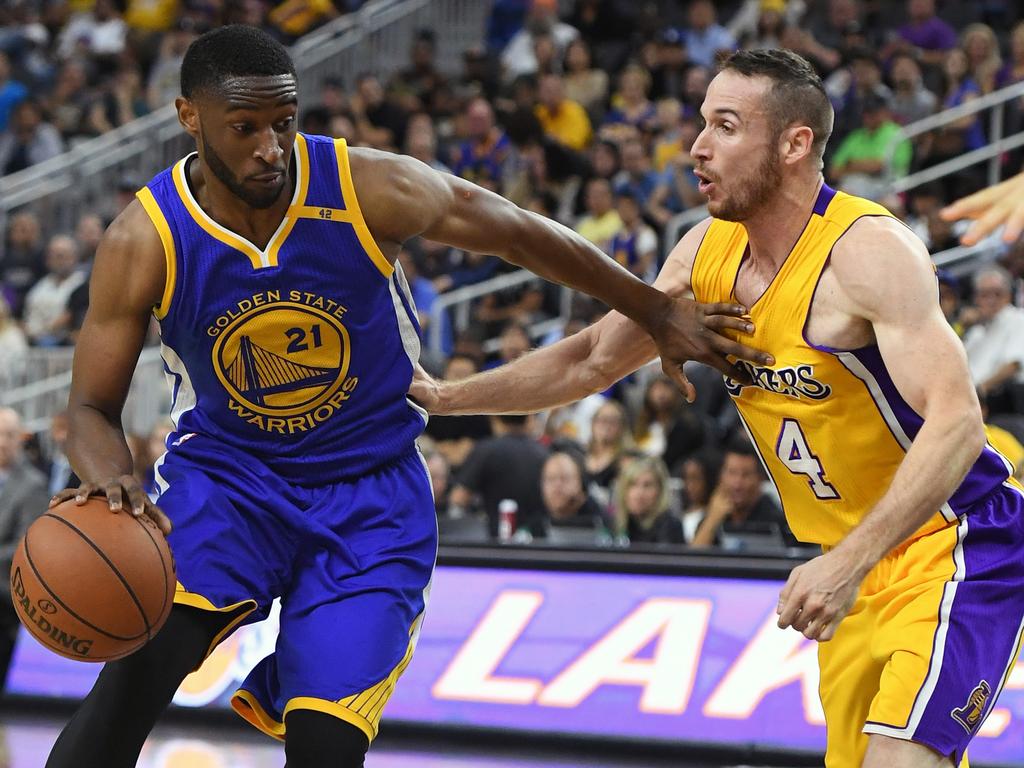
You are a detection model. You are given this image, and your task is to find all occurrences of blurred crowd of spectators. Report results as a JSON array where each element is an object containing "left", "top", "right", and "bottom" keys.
[
  {"left": 0, "top": 0, "right": 367, "bottom": 175},
  {"left": 7, "top": 0, "right": 1024, "bottom": 555}
]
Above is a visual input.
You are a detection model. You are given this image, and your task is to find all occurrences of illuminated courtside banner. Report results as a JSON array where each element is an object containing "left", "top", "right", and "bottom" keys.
[{"left": 8, "top": 566, "right": 1023, "bottom": 763}]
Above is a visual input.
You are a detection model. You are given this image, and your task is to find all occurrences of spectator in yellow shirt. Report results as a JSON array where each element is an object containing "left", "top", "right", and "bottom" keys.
[
  {"left": 651, "top": 97, "right": 685, "bottom": 172},
  {"left": 574, "top": 178, "right": 623, "bottom": 255},
  {"left": 535, "top": 73, "right": 592, "bottom": 151},
  {"left": 124, "top": 0, "right": 179, "bottom": 33},
  {"left": 269, "top": 0, "right": 339, "bottom": 40}
]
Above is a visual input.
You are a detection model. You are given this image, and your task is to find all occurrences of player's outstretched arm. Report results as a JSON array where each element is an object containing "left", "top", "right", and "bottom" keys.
[
  {"left": 53, "top": 200, "right": 172, "bottom": 534},
  {"left": 409, "top": 220, "right": 752, "bottom": 414},
  {"left": 777, "top": 218, "right": 986, "bottom": 642},
  {"left": 940, "top": 171, "right": 1024, "bottom": 245},
  {"left": 351, "top": 149, "right": 771, "bottom": 396}
]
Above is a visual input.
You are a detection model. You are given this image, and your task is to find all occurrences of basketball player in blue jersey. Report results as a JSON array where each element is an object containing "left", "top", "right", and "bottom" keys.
[
  {"left": 413, "top": 50, "right": 1024, "bottom": 767},
  {"left": 43, "top": 25, "right": 769, "bottom": 768}
]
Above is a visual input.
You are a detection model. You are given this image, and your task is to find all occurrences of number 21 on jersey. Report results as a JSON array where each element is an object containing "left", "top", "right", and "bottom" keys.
[{"left": 776, "top": 419, "right": 840, "bottom": 499}]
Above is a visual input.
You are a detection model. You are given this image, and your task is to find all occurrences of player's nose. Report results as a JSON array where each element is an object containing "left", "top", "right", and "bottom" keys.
[
  {"left": 691, "top": 133, "right": 711, "bottom": 161},
  {"left": 253, "top": 127, "right": 285, "bottom": 163}
]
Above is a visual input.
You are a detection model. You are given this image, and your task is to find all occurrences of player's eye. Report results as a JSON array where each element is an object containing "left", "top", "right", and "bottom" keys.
[
  {"left": 232, "top": 123, "right": 253, "bottom": 134},
  {"left": 720, "top": 122, "right": 734, "bottom": 134},
  {"left": 274, "top": 117, "right": 295, "bottom": 132}
]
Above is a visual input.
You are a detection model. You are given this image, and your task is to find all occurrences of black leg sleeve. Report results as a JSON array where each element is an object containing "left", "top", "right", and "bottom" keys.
[
  {"left": 45, "top": 605, "right": 238, "bottom": 768},
  {"left": 284, "top": 709, "right": 370, "bottom": 768}
]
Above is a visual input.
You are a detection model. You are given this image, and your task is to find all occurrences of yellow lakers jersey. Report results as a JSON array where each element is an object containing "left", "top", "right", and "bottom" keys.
[{"left": 690, "top": 184, "right": 1011, "bottom": 546}]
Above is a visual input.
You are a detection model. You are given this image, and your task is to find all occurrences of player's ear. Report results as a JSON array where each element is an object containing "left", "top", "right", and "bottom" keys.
[
  {"left": 176, "top": 97, "right": 200, "bottom": 138},
  {"left": 781, "top": 125, "right": 814, "bottom": 166}
]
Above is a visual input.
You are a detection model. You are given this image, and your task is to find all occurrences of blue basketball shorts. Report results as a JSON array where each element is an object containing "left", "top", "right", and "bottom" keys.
[{"left": 152, "top": 433, "right": 437, "bottom": 743}]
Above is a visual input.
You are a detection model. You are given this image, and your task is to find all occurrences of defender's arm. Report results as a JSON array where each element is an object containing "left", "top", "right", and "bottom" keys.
[
  {"left": 351, "top": 149, "right": 770, "bottom": 393},
  {"left": 411, "top": 220, "right": 755, "bottom": 414}
]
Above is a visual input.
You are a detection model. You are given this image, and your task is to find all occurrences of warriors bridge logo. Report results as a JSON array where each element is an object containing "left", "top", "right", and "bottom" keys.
[{"left": 208, "top": 290, "right": 359, "bottom": 434}]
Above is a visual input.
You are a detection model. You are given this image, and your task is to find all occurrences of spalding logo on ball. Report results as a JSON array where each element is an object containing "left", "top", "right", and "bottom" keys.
[
  {"left": 10, "top": 497, "right": 176, "bottom": 662},
  {"left": 11, "top": 565, "right": 95, "bottom": 657}
]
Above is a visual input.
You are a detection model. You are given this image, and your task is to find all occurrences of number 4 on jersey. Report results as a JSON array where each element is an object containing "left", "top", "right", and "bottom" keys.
[{"left": 776, "top": 419, "right": 840, "bottom": 499}]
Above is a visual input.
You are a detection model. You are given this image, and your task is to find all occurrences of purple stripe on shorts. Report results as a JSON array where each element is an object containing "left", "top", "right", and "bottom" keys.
[{"left": 911, "top": 485, "right": 1024, "bottom": 763}]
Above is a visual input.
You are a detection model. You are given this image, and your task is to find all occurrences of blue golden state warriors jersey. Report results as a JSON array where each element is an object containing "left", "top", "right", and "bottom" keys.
[{"left": 136, "top": 134, "right": 426, "bottom": 483}]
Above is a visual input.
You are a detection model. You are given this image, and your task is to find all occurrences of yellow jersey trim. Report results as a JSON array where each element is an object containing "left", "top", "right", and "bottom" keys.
[
  {"left": 173, "top": 582, "right": 257, "bottom": 662},
  {"left": 333, "top": 138, "right": 394, "bottom": 278},
  {"left": 171, "top": 133, "right": 310, "bottom": 270},
  {"left": 229, "top": 692, "right": 377, "bottom": 744},
  {"left": 228, "top": 612, "right": 422, "bottom": 743},
  {"left": 136, "top": 187, "right": 177, "bottom": 319},
  {"left": 232, "top": 689, "right": 286, "bottom": 741},
  {"left": 287, "top": 205, "right": 348, "bottom": 221}
]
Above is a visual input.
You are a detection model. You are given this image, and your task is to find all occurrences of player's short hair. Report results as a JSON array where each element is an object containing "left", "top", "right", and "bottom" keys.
[
  {"left": 719, "top": 49, "right": 834, "bottom": 166},
  {"left": 181, "top": 25, "right": 296, "bottom": 100}
]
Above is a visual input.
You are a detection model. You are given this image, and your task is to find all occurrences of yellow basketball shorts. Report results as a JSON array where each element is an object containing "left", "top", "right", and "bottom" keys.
[{"left": 817, "top": 484, "right": 1024, "bottom": 766}]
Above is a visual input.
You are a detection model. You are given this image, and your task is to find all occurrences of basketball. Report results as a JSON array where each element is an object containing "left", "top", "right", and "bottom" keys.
[{"left": 9, "top": 497, "right": 176, "bottom": 662}]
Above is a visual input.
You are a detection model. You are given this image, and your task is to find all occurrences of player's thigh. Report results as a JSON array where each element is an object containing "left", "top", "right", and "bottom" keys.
[
  {"left": 275, "top": 451, "right": 437, "bottom": 741},
  {"left": 155, "top": 436, "right": 300, "bottom": 629},
  {"left": 817, "top": 591, "right": 886, "bottom": 768},
  {"left": 868, "top": 493, "right": 1024, "bottom": 764},
  {"left": 863, "top": 734, "right": 954, "bottom": 768}
]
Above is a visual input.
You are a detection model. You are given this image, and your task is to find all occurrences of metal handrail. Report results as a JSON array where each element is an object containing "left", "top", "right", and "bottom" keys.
[
  {"left": 897, "top": 80, "right": 1024, "bottom": 141},
  {"left": 885, "top": 79, "right": 1024, "bottom": 191},
  {"left": 662, "top": 206, "right": 709, "bottom": 257},
  {"left": 0, "top": 0, "right": 383, "bottom": 200},
  {"left": 889, "top": 131, "right": 1024, "bottom": 194},
  {"left": 428, "top": 268, "right": 573, "bottom": 353},
  {"left": 931, "top": 238, "right": 1001, "bottom": 272},
  {"left": 1, "top": 347, "right": 167, "bottom": 434}
]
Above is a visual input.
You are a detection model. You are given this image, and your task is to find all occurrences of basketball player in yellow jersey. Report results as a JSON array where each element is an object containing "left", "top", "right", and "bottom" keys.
[{"left": 412, "top": 49, "right": 1024, "bottom": 768}]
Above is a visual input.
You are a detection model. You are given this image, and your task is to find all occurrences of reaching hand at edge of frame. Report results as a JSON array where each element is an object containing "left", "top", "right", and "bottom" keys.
[
  {"left": 50, "top": 476, "right": 173, "bottom": 536},
  {"left": 940, "top": 171, "right": 1024, "bottom": 246}
]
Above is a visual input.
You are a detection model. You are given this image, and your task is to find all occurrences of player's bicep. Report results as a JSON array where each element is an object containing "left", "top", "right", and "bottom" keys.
[
  {"left": 348, "top": 149, "right": 532, "bottom": 257},
  {"left": 422, "top": 172, "right": 535, "bottom": 255},
  {"left": 68, "top": 202, "right": 165, "bottom": 419},
  {"left": 874, "top": 309, "right": 979, "bottom": 420},
  {"left": 835, "top": 219, "right": 979, "bottom": 418}
]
